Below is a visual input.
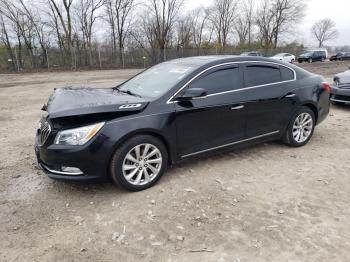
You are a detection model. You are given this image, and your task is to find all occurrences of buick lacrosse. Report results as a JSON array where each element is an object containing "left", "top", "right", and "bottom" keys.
[{"left": 35, "top": 56, "right": 330, "bottom": 191}]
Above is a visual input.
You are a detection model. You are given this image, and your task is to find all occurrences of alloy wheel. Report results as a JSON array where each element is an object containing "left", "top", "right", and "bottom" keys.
[
  {"left": 292, "top": 112, "right": 313, "bottom": 143},
  {"left": 122, "top": 143, "right": 162, "bottom": 186}
]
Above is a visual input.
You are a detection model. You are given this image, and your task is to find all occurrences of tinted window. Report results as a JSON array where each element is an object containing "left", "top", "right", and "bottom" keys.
[
  {"left": 190, "top": 67, "right": 240, "bottom": 94},
  {"left": 280, "top": 66, "right": 294, "bottom": 81},
  {"left": 244, "top": 65, "right": 281, "bottom": 87}
]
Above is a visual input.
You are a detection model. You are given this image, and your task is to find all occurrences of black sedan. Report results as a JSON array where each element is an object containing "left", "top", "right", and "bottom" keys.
[
  {"left": 330, "top": 52, "right": 350, "bottom": 61},
  {"left": 35, "top": 56, "right": 330, "bottom": 191},
  {"left": 331, "top": 67, "right": 350, "bottom": 104}
]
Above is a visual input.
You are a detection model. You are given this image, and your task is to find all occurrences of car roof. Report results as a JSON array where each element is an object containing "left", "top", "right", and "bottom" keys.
[{"left": 166, "top": 55, "right": 276, "bottom": 67}]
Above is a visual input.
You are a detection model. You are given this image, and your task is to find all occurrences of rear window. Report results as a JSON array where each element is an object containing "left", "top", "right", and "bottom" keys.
[
  {"left": 244, "top": 65, "right": 281, "bottom": 87},
  {"left": 280, "top": 66, "right": 294, "bottom": 81}
]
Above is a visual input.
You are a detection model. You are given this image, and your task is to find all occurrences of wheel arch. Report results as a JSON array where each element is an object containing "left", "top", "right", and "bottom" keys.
[
  {"left": 302, "top": 103, "right": 318, "bottom": 123},
  {"left": 107, "top": 128, "right": 173, "bottom": 170}
]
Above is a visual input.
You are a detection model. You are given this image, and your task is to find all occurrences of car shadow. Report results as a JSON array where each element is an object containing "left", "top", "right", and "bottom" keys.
[{"left": 45, "top": 140, "right": 287, "bottom": 197}]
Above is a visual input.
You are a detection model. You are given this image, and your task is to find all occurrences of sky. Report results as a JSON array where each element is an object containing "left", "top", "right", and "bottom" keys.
[{"left": 184, "top": 0, "right": 350, "bottom": 47}]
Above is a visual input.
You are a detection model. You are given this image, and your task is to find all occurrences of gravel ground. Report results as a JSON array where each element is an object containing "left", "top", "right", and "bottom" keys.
[{"left": 0, "top": 61, "right": 350, "bottom": 262}]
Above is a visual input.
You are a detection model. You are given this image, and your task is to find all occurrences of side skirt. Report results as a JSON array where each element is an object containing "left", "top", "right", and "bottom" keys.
[{"left": 181, "top": 130, "right": 280, "bottom": 159}]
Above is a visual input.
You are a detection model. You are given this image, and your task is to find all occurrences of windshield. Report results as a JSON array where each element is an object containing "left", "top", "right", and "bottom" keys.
[
  {"left": 273, "top": 53, "right": 285, "bottom": 57},
  {"left": 118, "top": 62, "right": 195, "bottom": 98},
  {"left": 301, "top": 52, "right": 312, "bottom": 56}
]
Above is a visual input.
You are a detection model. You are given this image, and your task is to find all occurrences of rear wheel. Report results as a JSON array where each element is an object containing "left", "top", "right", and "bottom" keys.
[
  {"left": 110, "top": 135, "right": 168, "bottom": 191},
  {"left": 283, "top": 107, "right": 315, "bottom": 147}
]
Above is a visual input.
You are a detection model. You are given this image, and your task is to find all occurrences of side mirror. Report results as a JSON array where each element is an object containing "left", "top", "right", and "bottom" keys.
[{"left": 176, "top": 87, "right": 207, "bottom": 101}]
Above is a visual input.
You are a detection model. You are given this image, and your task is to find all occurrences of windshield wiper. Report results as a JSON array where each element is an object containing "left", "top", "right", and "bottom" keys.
[{"left": 117, "top": 89, "right": 142, "bottom": 98}]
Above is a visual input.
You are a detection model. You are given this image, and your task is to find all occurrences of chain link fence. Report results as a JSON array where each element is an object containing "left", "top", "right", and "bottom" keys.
[{"left": 0, "top": 45, "right": 306, "bottom": 73}]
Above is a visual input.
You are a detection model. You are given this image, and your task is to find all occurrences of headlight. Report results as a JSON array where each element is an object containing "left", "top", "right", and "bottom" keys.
[{"left": 54, "top": 122, "right": 105, "bottom": 145}]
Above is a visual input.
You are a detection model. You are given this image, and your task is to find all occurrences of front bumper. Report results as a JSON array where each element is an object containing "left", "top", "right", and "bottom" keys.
[
  {"left": 35, "top": 133, "right": 111, "bottom": 181},
  {"left": 330, "top": 85, "right": 350, "bottom": 104}
]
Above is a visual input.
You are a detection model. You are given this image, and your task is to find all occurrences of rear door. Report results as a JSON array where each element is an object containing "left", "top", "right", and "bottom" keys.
[
  {"left": 243, "top": 63, "right": 297, "bottom": 138},
  {"left": 174, "top": 64, "right": 248, "bottom": 158}
]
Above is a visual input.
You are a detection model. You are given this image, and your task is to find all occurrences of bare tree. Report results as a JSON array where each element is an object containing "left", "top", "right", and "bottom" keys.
[
  {"left": 48, "top": 0, "right": 75, "bottom": 67},
  {"left": 311, "top": 18, "right": 338, "bottom": 47},
  {"left": 105, "top": 0, "right": 135, "bottom": 67},
  {"left": 271, "top": 0, "right": 305, "bottom": 48},
  {"left": 175, "top": 14, "right": 193, "bottom": 53},
  {"left": 207, "top": 0, "right": 238, "bottom": 49},
  {"left": 0, "top": 15, "right": 17, "bottom": 69},
  {"left": 146, "top": 0, "right": 184, "bottom": 61},
  {"left": 76, "top": 0, "right": 103, "bottom": 66},
  {"left": 191, "top": 7, "right": 211, "bottom": 54},
  {"left": 256, "top": 0, "right": 305, "bottom": 48},
  {"left": 17, "top": 0, "right": 51, "bottom": 67},
  {"left": 0, "top": 0, "right": 36, "bottom": 68},
  {"left": 235, "top": 0, "right": 255, "bottom": 47}
]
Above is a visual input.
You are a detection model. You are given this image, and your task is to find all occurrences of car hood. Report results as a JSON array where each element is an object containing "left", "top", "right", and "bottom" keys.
[
  {"left": 334, "top": 70, "right": 350, "bottom": 87},
  {"left": 44, "top": 87, "right": 150, "bottom": 119}
]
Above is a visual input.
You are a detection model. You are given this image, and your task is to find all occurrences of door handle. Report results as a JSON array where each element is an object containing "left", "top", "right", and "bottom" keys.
[
  {"left": 284, "top": 93, "right": 296, "bottom": 98},
  {"left": 231, "top": 105, "right": 245, "bottom": 110}
]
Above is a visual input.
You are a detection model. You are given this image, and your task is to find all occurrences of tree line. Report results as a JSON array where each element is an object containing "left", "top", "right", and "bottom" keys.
[{"left": 0, "top": 0, "right": 339, "bottom": 71}]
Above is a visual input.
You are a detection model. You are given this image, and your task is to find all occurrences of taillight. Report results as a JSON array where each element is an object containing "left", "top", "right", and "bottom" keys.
[{"left": 322, "top": 82, "right": 332, "bottom": 93}]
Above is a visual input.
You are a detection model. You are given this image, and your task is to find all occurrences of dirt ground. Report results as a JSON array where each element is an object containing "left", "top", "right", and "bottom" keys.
[{"left": 0, "top": 61, "right": 350, "bottom": 262}]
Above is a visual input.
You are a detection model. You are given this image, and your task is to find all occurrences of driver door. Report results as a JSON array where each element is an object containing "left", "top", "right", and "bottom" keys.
[{"left": 173, "top": 65, "right": 248, "bottom": 158}]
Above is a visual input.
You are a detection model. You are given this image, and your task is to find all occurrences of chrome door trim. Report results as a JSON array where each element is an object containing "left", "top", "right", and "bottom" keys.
[
  {"left": 168, "top": 61, "right": 297, "bottom": 104},
  {"left": 180, "top": 130, "right": 280, "bottom": 158}
]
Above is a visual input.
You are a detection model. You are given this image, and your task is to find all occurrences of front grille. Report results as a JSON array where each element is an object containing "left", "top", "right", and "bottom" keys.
[{"left": 38, "top": 118, "right": 51, "bottom": 145}]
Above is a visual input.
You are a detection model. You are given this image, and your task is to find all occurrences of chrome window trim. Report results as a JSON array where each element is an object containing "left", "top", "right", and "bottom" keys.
[
  {"left": 167, "top": 61, "right": 296, "bottom": 104},
  {"left": 181, "top": 130, "right": 280, "bottom": 158}
]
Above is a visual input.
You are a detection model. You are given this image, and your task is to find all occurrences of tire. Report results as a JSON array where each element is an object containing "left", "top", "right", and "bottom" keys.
[
  {"left": 291, "top": 59, "right": 295, "bottom": 63},
  {"left": 110, "top": 135, "right": 168, "bottom": 191},
  {"left": 283, "top": 106, "right": 315, "bottom": 147},
  {"left": 308, "top": 58, "right": 313, "bottom": 63}
]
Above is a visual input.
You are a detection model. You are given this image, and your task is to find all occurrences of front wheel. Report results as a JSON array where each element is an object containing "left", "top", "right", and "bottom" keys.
[
  {"left": 283, "top": 107, "right": 315, "bottom": 147},
  {"left": 308, "top": 58, "right": 313, "bottom": 63},
  {"left": 110, "top": 135, "right": 168, "bottom": 191}
]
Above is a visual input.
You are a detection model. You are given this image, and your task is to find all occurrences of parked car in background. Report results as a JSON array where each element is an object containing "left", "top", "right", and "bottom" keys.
[
  {"left": 298, "top": 50, "right": 327, "bottom": 63},
  {"left": 240, "top": 51, "right": 263, "bottom": 57},
  {"left": 330, "top": 52, "right": 350, "bottom": 61},
  {"left": 330, "top": 67, "right": 350, "bottom": 105},
  {"left": 271, "top": 53, "right": 295, "bottom": 63},
  {"left": 35, "top": 56, "right": 330, "bottom": 191}
]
